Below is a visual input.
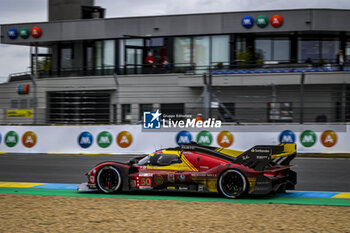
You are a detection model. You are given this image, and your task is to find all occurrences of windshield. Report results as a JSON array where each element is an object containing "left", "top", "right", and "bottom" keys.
[{"left": 138, "top": 155, "right": 150, "bottom": 165}]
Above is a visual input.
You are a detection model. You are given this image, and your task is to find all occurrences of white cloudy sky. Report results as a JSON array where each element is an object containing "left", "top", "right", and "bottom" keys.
[{"left": 1, "top": 0, "right": 350, "bottom": 82}]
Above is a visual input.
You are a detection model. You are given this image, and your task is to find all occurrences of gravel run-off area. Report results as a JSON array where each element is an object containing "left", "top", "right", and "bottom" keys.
[{"left": 1, "top": 194, "right": 350, "bottom": 233}]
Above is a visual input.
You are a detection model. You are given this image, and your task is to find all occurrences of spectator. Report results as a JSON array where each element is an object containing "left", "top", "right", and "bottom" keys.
[
  {"left": 305, "top": 57, "right": 313, "bottom": 65},
  {"left": 337, "top": 50, "right": 345, "bottom": 71},
  {"left": 145, "top": 51, "right": 156, "bottom": 68},
  {"left": 159, "top": 56, "right": 171, "bottom": 71}
]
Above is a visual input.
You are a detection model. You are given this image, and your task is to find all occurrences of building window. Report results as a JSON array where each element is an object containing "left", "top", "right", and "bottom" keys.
[
  {"left": 95, "top": 41, "right": 103, "bottom": 69},
  {"left": 175, "top": 35, "right": 230, "bottom": 71},
  {"left": 298, "top": 38, "right": 340, "bottom": 63},
  {"left": 139, "top": 104, "right": 153, "bottom": 121},
  {"left": 145, "top": 38, "right": 164, "bottom": 47},
  {"left": 103, "top": 40, "right": 115, "bottom": 69},
  {"left": 273, "top": 39, "right": 290, "bottom": 61},
  {"left": 235, "top": 36, "right": 247, "bottom": 53},
  {"left": 85, "top": 42, "right": 94, "bottom": 70},
  {"left": 255, "top": 39, "right": 272, "bottom": 61},
  {"left": 125, "top": 39, "right": 143, "bottom": 46},
  {"left": 321, "top": 40, "right": 340, "bottom": 63},
  {"left": 60, "top": 43, "right": 73, "bottom": 69},
  {"left": 255, "top": 38, "right": 290, "bottom": 62},
  {"left": 211, "top": 35, "right": 230, "bottom": 66},
  {"left": 193, "top": 36, "right": 210, "bottom": 72},
  {"left": 174, "top": 37, "right": 191, "bottom": 67},
  {"left": 121, "top": 104, "right": 131, "bottom": 123}
]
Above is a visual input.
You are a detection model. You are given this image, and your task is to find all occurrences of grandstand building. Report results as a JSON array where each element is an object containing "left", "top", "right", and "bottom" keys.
[{"left": 1, "top": 0, "right": 350, "bottom": 124}]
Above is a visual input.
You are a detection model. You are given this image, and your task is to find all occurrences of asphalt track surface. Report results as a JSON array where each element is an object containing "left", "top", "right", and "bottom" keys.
[{"left": 0, "top": 154, "right": 350, "bottom": 192}]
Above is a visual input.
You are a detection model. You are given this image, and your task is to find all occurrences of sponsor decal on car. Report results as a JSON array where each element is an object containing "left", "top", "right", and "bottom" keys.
[
  {"left": 251, "top": 148, "right": 270, "bottom": 153},
  {"left": 154, "top": 175, "right": 164, "bottom": 185},
  {"left": 167, "top": 174, "right": 175, "bottom": 183},
  {"left": 136, "top": 176, "right": 152, "bottom": 188},
  {"left": 179, "top": 174, "right": 186, "bottom": 182}
]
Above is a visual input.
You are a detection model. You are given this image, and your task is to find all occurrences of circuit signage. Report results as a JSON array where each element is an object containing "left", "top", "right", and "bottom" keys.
[{"left": 242, "top": 14, "right": 283, "bottom": 29}]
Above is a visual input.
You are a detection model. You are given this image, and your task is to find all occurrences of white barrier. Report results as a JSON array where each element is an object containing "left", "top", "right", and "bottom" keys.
[{"left": 0, "top": 124, "right": 347, "bottom": 154}]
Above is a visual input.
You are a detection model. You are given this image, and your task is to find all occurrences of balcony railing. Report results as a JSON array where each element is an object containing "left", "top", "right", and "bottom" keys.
[{"left": 7, "top": 61, "right": 349, "bottom": 82}]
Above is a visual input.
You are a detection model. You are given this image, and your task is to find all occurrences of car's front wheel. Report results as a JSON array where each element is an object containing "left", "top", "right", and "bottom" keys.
[
  {"left": 96, "top": 166, "right": 122, "bottom": 193},
  {"left": 218, "top": 169, "right": 248, "bottom": 198}
]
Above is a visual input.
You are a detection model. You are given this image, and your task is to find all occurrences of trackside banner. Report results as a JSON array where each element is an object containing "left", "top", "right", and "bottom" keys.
[{"left": 0, "top": 124, "right": 347, "bottom": 154}]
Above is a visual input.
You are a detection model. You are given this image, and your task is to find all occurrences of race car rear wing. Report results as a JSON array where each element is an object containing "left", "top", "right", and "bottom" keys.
[
  {"left": 180, "top": 142, "right": 296, "bottom": 171},
  {"left": 235, "top": 143, "right": 296, "bottom": 171}
]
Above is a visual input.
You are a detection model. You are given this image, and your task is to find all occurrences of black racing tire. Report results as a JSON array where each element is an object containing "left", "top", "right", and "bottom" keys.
[
  {"left": 218, "top": 169, "right": 248, "bottom": 198},
  {"left": 96, "top": 166, "right": 122, "bottom": 194}
]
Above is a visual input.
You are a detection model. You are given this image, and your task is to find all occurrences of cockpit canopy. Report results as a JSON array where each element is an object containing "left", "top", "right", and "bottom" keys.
[{"left": 138, "top": 153, "right": 181, "bottom": 166}]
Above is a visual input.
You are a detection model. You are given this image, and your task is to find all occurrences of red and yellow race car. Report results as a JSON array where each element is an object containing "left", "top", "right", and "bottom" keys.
[{"left": 78, "top": 142, "right": 297, "bottom": 198}]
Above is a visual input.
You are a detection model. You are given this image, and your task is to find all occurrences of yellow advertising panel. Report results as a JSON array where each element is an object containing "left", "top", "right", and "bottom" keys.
[{"left": 7, "top": 109, "right": 33, "bottom": 118}]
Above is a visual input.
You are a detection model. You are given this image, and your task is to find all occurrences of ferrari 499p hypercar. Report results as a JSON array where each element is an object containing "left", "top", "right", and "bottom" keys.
[{"left": 78, "top": 142, "right": 297, "bottom": 198}]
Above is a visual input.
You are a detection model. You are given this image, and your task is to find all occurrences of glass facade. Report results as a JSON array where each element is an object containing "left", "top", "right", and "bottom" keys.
[
  {"left": 255, "top": 38, "right": 290, "bottom": 62},
  {"left": 95, "top": 41, "right": 102, "bottom": 69},
  {"left": 193, "top": 36, "right": 210, "bottom": 69},
  {"left": 211, "top": 35, "right": 230, "bottom": 65},
  {"left": 298, "top": 38, "right": 340, "bottom": 63},
  {"left": 174, "top": 37, "right": 191, "bottom": 66},
  {"left": 56, "top": 33, "right": 346, "bottom": 74},
  {"left": 346, "top": 41, "right": 350, "bottom": 61},
  {"left": 174, "top": 35, "right": 230, "bottom": 71},
  {"left": 321, "top": 40, "right": 339, "bottom": 63},
  {"left": 273, "top": 39, "right": 290, "bottom": 61},
  {"left": 103, "top": 40, "right": 115, "bottom": 69},
  {"left": 60, "top": 43, "right": 73, "bottom": 69},
  {"left": 255, "top": 39, "right": 272, "bottom": 61}
]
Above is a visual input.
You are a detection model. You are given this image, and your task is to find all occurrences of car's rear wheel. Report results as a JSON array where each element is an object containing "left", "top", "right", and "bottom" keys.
[
  {"left": 96, "top": 166, "right": 122, "bottom": 193},
  {"left": 218, "top": 169, "right": 247, "bottom": 198}
]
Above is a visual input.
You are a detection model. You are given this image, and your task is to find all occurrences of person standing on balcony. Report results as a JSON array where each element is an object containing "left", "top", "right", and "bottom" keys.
[
  {"left": 144, "top": 51, "right": 156, "bottom": 74},
  {"left": 145, "top": 51, "right": 156, "bottom": 67},
  {"left": 337, "top": 50, "right": 345, "bottom": 71}
]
